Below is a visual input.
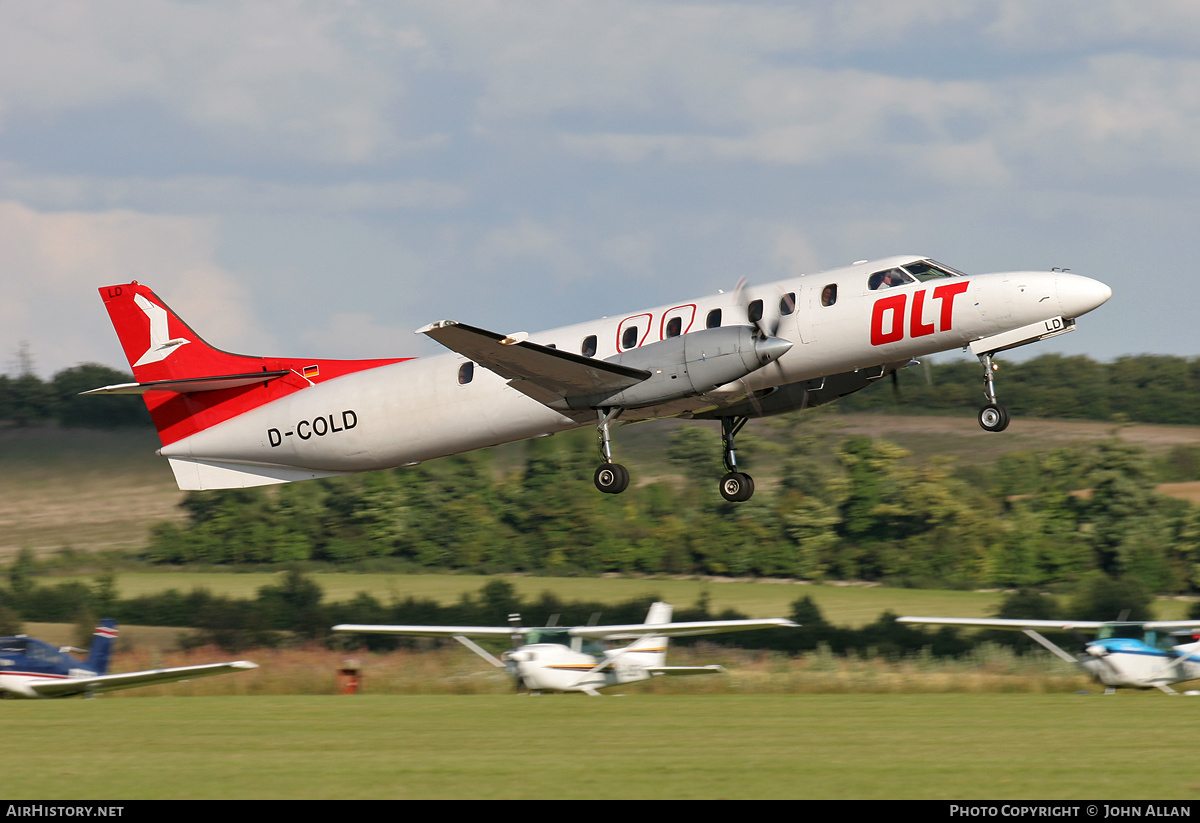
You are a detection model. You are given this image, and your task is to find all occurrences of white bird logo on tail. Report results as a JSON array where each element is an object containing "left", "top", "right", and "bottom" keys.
[{"left": 133, "top": 293, "right": 190, "bottom": 367}]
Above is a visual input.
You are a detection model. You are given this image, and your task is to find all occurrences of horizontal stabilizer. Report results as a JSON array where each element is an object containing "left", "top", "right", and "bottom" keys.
[
  {"left": 29, "top": 661, "right": 258, "bottom": 698},
  {"left": 645, "top": 665, "right": 724, "bottom": 676},
  {"left": 168, "top": 458, "right": 351, "bottom": 491},
  {"left": 82, "top": 370, "right": 292, "bottom": 396},
  {"left": 419, "top": 320, "right": 649, "bottom": 399}
]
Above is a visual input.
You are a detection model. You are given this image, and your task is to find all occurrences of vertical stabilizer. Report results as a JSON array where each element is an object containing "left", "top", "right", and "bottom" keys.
[
  {"left": 85, "top": 619, "right": 119, "bottom": 675},
  {"left": 627, "top": 602, "right": 672, "bottom": 668}
]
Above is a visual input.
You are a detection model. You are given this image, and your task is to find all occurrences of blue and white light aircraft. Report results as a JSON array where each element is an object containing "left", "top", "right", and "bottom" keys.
[
  {"left": 0, "top": 619, "right": 257, "bottom": 699},
  {"left": 336, "top": 602, "right": 796, "bottom": 695},
  {"left": 897, "top": 616, "right": 1200, "bottom": 695},
  {"left": 86, "top": 256, "right": 1111, "bottom": 501}
]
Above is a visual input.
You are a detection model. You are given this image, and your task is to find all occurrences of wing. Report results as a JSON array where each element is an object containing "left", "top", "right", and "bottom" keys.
[
  {"left": 333, "top": 624, "right": 524, "bottom": 639},
  {"left": 896, "top": 617, "right": 1109, "bottom": 632},
  {"left": 418, "top": 320, "right": 649, "bottom": 404},
  {"left": 27, "top": 661, "right": 258, "bottom": 698},
  {"left": 1144, "top": 621, "right": 1200, "bottom": 631},
  {"left": 570, "top": 618, "right": 797, "bottom": 641}
]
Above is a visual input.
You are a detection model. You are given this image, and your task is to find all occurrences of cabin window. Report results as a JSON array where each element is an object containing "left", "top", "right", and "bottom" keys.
[
  {"left": 747, "top": 299, "right": 764, "bottom": 324},
  {"left": 582, "top": 335, "right": 597, "bottom": 357},
  {"left": 665, "top": 316, "right": 683, "bottom": 338},
  {"left": 821, "top": 284, "right": 837, "bottom": 307},
  {"left": 621, "top": 326, "right": 639, "bottom": 350},
  {"left": 779, "top": 293, "right": 796, "bottom": 316},
  {"left": 706, "top": 309, "right": 722, "bottom": 329},
  {"left": 458, "top": 362, "right": 474, "bottom": 385}
]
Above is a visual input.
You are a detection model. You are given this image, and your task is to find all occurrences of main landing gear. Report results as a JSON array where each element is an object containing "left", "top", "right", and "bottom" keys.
[
  {"left": 718, "top": 416, "right": 754, "bottom": 502},
  {"left": 593, "top": 408, "right": 630, "bottom": 494},
  {"left": 977, "top": 352, "right": 1010, "bottom": 433},
  {"left": 591, "top": 409, "right": 756, "bottom": 502}
]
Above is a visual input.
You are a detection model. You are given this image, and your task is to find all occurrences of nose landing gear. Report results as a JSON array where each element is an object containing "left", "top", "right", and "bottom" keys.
[{"left": 977, "top": 352, "right": 1010, "bottom": 433}]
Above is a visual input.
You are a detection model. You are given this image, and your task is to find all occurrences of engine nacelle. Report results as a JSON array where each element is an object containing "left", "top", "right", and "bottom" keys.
[{"left": 562, "top": 326, "right": 792, "bottom": 411}]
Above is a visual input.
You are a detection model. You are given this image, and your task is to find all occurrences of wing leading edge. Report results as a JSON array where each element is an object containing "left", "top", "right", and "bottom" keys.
[
  {"left": 27, "top": 661, "right": 258, "bottom": 698},
  {"left": 418, "top": 320, "right": 649, "bottom": 404}
]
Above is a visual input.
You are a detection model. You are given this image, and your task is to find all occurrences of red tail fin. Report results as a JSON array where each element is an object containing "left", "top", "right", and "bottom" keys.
[{"left": 97, "top": 283, "right": 409, "bottom": 447}]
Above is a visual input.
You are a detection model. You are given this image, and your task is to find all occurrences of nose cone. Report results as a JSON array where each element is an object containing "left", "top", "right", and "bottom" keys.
[
  {"left": 1056, "top": 273, "right": 1112, "bottom": 319},
  {"left": 754, "top": 335, "right": 793, "bottom": 365}
]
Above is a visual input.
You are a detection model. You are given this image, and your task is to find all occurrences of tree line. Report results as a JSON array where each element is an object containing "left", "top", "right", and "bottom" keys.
[
  {"left": 4, "top": 352, "right": 1200, "bottom": 429},
  {"left": 0, "top": 569, "right": 1164, "bottom": 657},
  {"left": 140, "top": 417, "right": 1200, "bottom": 594}
]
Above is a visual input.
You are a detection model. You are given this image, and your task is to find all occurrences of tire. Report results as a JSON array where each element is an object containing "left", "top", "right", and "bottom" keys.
[
  {"left": 594, "top": 463, "right": 630, "bottom": 494},
  {"left": 978, "top": 403, "right": 1010, "bottom": 433},
  {"left": 719, "top": 471, "right": 754, "bottom": 502}
]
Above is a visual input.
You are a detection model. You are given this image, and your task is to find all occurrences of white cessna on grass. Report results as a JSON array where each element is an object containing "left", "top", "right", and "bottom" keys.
[
  {"left": 88, "top": 257, "right": 1110, "bottom": 501},
  {"left": 336, "top": 603, "right": 796, "bottom": 695},
  {"left": 898, "top": 616, "right": 1200, "bottom": 695}
]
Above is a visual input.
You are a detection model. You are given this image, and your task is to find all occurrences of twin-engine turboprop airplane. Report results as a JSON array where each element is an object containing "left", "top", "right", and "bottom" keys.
[
  {"left": 335, "top": 602, "right": 796, "bottom": 695},
  {"left": 897, "top": 616, "right": 1200, "bottom": 695},
  {"left": 87, "top": 256, "right": 1111, "bottom": 500},
  {"left": 0, "top": 619, "right": 257, "bottom": 699}
]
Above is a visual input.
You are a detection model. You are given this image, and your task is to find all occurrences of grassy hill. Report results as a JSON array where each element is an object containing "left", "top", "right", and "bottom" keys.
[{"left": 6, "top": 410, "right": 1200, "bottom": 561}]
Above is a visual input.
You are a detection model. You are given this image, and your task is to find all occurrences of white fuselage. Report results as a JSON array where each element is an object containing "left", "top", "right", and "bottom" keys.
[
  {"left": 158, "top": 257, "right": 1111, "bottom": 483},
  {"left": 506, "top": 643, "right": 664, "bottom": 693},
  {"left": 1080, "top": 641, "right": 1200, "bottom": 691}
]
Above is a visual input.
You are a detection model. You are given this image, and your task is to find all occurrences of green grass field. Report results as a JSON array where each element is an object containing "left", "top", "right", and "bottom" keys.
[{"left": 4, "top": 694, "right": 1197, "bottom": 799}]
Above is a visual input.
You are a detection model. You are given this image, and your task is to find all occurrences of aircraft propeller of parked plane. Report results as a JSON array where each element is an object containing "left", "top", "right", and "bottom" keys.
[
  {"left": 87, "top": 256, "right": 1111, "bottom": 500},
  {"left": 0, "top": 619, "right": 257, "bottom": 699},
  {"left": 335, "top": 602, "right": 796, "bottom": 695},
  {"left": 897, "top": 616, "right": 1200, "bottom": 695}
]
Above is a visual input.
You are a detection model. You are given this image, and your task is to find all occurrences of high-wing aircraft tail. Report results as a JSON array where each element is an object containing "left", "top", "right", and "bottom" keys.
[{"left": 84, "top": 618, "right": 119, "bottom": 674}]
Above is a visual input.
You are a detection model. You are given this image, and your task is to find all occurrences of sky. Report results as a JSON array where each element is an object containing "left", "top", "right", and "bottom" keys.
[{"left": 2, "top": 0, "right": 1198, "bottom": 379}]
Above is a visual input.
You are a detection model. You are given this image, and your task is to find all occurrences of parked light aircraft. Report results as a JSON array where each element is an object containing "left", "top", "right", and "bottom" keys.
[
  {"left": 0, "top": 619, "right": 257, "bottom": 699},
  {"left": 897, "top": 616, "right": 1200, "bottom": 694},
  {"left": 335, "top": 602, "right": 796, "bottom": 695},
  {"left": 86, "top": 256, "right": 1111, "bottom": 500}
]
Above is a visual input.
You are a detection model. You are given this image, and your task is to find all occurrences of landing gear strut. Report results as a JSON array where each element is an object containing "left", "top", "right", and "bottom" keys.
[
  {"left": 593, "top": 408, "right": 630, "bottom": 494},
  {"left": 977, "top": 352, "right": 1010, "bottom": 433},
  {"left": 719, "top": 416, "right": 754, "bottom": 502}
]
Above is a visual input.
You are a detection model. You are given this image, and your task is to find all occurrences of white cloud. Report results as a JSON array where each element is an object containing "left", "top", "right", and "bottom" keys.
[{"left": 0, "top": 201, "right": 272, "bottom": 375}]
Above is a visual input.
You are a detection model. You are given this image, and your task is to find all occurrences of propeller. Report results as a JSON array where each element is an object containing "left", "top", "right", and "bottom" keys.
[{"left": 730, "top": 278, "right": 796, "bottom": 403}]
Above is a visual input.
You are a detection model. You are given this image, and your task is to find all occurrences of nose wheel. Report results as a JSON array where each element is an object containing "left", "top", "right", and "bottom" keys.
[
  {"left": 978, "top": 403, "right": 1010, "bottom": 433},
  {"left": 976, "top": 352, "right": 1011, "bottom": 433}
]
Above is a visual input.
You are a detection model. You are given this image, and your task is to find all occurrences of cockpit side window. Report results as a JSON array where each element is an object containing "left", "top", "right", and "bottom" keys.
[{"left": 868, "top": 268, "right": 915, "bottom": 290}]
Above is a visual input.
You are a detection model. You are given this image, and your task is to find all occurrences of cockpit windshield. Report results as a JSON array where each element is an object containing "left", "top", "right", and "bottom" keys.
[
  {"left": 524, "top": 628, "right": 571, "bottom": 647},
  {"left": 904, "top": 260, "right": 965, "bottom": 280},
  {"left": 868, "top": 260, "right": 965, "bottom": 290}
]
